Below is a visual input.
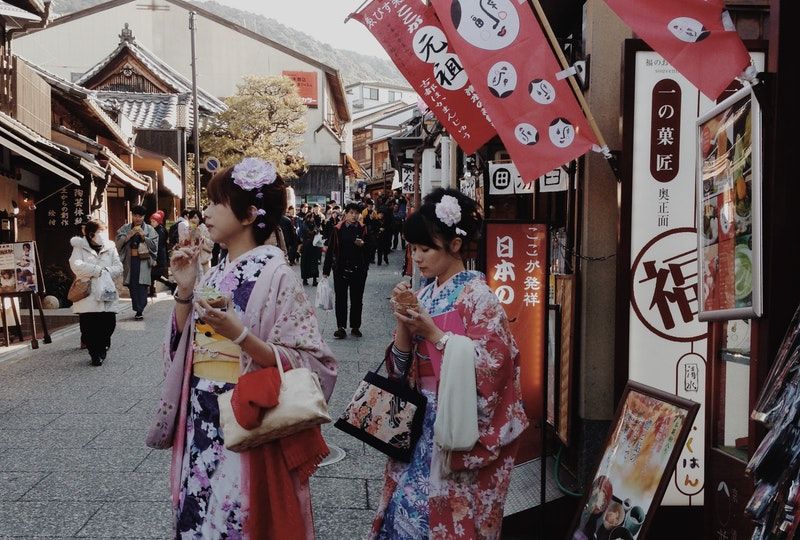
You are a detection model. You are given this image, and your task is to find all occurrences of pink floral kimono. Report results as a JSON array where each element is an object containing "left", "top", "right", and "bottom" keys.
[
  {"left": 153, "top": 245, "right": 337, "bottom": 539},
  {"left": 370, "top": 271, "right": 529, "bottom": 540}
]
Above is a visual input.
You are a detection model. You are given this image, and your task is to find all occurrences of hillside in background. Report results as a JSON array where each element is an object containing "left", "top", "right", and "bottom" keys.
[{"left": 50, "top": 0, "right": 408, "bottom": 87}]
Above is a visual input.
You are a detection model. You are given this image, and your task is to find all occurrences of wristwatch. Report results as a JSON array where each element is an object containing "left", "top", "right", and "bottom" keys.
[{"left": 433, "top": 331, "right": 453, "bottom": 351}]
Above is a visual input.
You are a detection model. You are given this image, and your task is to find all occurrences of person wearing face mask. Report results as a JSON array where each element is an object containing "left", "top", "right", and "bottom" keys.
[
  {"left": 69, "top": 220, "right": 123, "bottom": 366},
  {"left": 115, "top": 205, "right": 158, "bottom": 320}
]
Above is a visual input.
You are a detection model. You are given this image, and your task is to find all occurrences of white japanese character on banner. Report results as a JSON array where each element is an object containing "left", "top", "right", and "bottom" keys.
[{"left": 493, "top": 261, "right": 516, "bottom": 283}]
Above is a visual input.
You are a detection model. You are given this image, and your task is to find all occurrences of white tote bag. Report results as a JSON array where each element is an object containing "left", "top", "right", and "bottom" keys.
[{"left": 315, "top": 277, "right": 334, "bottom": 311}]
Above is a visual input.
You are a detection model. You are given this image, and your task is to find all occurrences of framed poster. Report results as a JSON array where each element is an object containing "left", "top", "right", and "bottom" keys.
[
  {"left": 0, "top": 242, "right": 38, "bottom": 293},
  {"left": 567, "top": 382, "right": 699, "bottom": 540},
  {"left": 696, "top": 84, "right": 763, "bottom": 321}
]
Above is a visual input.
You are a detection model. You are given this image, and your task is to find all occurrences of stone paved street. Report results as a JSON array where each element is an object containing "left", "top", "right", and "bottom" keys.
[{"left": 0, "top": 250, "right": 407, "bottom": 539}]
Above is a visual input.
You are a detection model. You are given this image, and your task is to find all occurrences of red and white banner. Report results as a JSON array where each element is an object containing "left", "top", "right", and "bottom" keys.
[
  {"left": 430, "top": 0, "right": 597, "bottom": 181},
  {"left": 604, "top": 0, "right": 751, "bottom": 100},
  {"left": 486, "top": 223, "right": 547, "bottom": 460},
  {"left": 352, "top": 1, "right": 495, "bottom": 154}
]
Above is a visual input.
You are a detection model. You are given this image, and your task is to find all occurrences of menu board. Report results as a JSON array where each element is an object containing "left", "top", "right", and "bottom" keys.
[
  {"left": 42, "top": 186, "right": 89, "bottom": 229},
  {"left": 0, "top": 241, "right": 38, "bottom": 293},
  {"left": 696, "top": 85, "right": 763, "bottom": 320}
]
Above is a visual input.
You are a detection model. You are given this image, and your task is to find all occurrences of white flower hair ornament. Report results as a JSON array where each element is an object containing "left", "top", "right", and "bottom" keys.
[
  {"left": 231, "top": 157, "right": 277, "bottom": 192},
  {"left": 435, "top": 195, "right": 466, "bottom": 236}
]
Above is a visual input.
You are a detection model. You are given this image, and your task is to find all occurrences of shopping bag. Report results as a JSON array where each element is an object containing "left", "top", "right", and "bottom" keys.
[
  {"left": 312, "top": 233, "right": 325, "bottom": 248},
  {"left": 315, "top": 277, "right": 334, "bottom": 311},
  {"left": 94, "top": 269, "right": 118, "bottom": 303}
]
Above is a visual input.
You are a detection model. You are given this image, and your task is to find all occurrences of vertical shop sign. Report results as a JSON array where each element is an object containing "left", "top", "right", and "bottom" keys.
[
  {"left": 352, "top": 0, "right": 495, "bottom": 154},
  {"left": 628, "top": 50, "right": 765, "bottom": 505},
  {"left": 43, "top": 186, "right": 89, "bottom": 229},
  {"left": 486, "top": 224, "right": 547, "bottom": 459}
]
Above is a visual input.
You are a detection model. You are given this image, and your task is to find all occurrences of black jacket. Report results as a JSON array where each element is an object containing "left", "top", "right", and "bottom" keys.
[{"left": 323, "top": 221, "right": 367, "bottom": 275}]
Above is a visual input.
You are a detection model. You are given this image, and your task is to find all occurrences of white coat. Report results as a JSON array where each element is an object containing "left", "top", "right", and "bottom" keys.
[{"left": 68, "top": 236, "right": 123, "bottom": 314}]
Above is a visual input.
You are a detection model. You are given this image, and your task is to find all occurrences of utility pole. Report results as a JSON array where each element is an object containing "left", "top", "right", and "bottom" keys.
[{"left": 189, "top": 11, "right": 201, "bottom": 210}]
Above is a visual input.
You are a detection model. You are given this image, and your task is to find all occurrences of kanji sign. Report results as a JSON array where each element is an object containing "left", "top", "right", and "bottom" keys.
[
  {"left": 282, "top": 70, "right": 319, "bottom": 107},
  {"left": 352, "top": 0, "right": 495, "bottom": 154},
  {"left": 486, "top": 223, "right": 547, "bottom": 459},
  {"left": 41, "top": 186, "right": 89, "bottom": 230}
]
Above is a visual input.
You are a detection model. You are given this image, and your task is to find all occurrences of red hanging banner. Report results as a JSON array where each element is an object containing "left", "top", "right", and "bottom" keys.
[
  {"left": 429, "top": 0, "right": 597, "bottom": 181},
  {"left": 604, "top": 0, "right": 751, "bottom": 100},
  {"left": 351, "top": 0, "right": 495, "bottom": 154},
  {"left": 486, "top": 223, "right": 547, "bottom": 459}
]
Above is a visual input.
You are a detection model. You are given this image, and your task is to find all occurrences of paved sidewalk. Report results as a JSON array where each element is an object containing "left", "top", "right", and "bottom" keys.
[{"left": 0, "top": 250, "right": 407, "bottom": 539}]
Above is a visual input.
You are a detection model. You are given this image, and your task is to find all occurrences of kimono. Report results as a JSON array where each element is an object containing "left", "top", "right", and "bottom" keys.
[
  {"left": 371, "top": 271, "right": 529, "bottom": 540},
  {"left": 166, "top": 244, "right": 337, "bottom": 539}
]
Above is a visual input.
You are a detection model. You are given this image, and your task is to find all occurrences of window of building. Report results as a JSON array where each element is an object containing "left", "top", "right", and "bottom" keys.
[
  {"left": 365, "top": 87, "right": 379, "bottom": 100},
  {"left": 388, "top": 90, "right": 400, "bottom": 101}
]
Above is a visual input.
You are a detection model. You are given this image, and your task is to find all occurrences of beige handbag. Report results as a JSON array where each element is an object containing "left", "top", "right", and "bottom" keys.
[{"left": 218, "top": 347, "right": 331, "bottom": 452}]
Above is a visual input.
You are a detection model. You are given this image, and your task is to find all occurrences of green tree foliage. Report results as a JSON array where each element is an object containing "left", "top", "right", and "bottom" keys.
[{"left": 201, "top": 76, "right": 308, "bottom": 178}]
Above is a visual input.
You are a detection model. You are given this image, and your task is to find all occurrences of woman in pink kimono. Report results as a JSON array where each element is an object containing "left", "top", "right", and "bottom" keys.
[
  {"left": 370, "top": 188, "right": 529, "bottom": 540},
  {"left": 158, "top": 158, "right": 337, "bottom": 539}
]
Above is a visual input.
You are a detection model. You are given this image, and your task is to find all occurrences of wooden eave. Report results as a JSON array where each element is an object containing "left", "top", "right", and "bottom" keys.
[{"left": 81, "top": 51, "right": 175, "bottom": 94}]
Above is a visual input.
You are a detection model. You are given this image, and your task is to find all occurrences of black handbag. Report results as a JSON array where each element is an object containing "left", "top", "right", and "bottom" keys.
[{"left": 334, "top": 358, "right": 427, "bottom": 462}]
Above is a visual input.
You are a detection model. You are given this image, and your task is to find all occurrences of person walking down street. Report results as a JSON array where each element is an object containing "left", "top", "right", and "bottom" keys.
[
  {"left": 299, "top": 213, "right": 322, "bottom": 286},
  {"left": 371, "top": 189, "right": 528, "bottom": 540},
  {"left": 323, "top": 202, "right": 368, "bottom": 339},
  {"left": 160, "top": 157, "right": 337, "bottom": 539},
  {"left": 184, "top": 209, "right": 214, "bottom": 274},
  {"left": 285, "top": 206, "right": 300, "bottom": 265},
  {"left": 376, "top": 206, "right": 392, "bottom": 266},
  {"left": 69, "top": 220, "right": 123, "bottom": 366},
  {"left": 167, "top": 208, "right": 190, "bottom": 255},
  {"left": 149, "top": 212, "right": 174, "bottom": 295},
  {"left": 391, "top": 189, "right": 407, "bottom": 250},
  {"left": 115, "top": 205, "right": 158, "bottom": 320},
  {"left": 364, "top": 205, "right": 380, "bottom": 265}
]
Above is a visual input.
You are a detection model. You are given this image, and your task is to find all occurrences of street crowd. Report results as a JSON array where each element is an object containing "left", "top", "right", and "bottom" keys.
[{"left": 66, "top": 156, "right": 528, "bottom": 540}]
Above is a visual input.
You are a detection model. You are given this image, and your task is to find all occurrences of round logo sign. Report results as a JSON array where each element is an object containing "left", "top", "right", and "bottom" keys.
[{"left": 204, "top": 157, "right": 221, "bottom": 172}]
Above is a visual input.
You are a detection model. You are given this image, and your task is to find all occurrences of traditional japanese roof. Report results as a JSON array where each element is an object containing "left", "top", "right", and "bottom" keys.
[
  {"left": 2, "top": 0, "right": 45, "bottom": 17},
  {"left": 346, "top": 81, "right": 414, "bottom": 93},
  {"left": 76, "top": 24, "right": 226, "bottom": 115},
  {"left": 29, "top": 0, "right": 350, "bottom": 121},
  {"left": 22, "top": 59, "right": 136, "bottom": 150},
  {"left": 96, "top": 91, "right": 191, "bottom": 130},
  {"left": 353, "top": 102, "right": 417, "bottom": 131}
]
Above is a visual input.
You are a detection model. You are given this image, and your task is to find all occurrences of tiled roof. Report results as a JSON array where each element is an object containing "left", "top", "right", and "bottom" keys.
[
  {"left": 97, "top": 91, "right": 186, "bottom": 130},
  {"left": 77, "top": 37, "right": 226, "bottom": 115}
]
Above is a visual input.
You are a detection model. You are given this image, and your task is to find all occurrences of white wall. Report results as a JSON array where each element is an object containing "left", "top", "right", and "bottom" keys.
[
  {"left": 13, "top": 1, "right": 345, "bottom": 166},
  {"left": 347, "top": 83, "right": 417, "bottom": 110}
]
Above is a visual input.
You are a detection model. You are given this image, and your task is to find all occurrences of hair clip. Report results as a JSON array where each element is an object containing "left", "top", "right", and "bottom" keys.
[
  {"left": 257, "top": 209, "right": 266, "bottom": 216},
  {"left": 232, "top": 158, "right": 277, "bottom": 191},
  {"left": 455, "top": 227, "right": 467, "bottom": 236},
  {"left": 256, "top": 192, "right": 264, "bottom": 199},
  {"left": 257, "top": 223, "right": 266, "bottom": 229}
]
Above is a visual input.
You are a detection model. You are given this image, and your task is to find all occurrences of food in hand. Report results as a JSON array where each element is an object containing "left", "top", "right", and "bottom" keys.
[
  {"left": 198, "top": 286, "right": 228, "bottom": 309},
  {"left": 393, "top": 289, "right": 418, "bottom": 314}
]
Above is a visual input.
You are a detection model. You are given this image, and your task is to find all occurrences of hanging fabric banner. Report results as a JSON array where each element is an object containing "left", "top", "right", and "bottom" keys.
[
  {"left": 429, "top": 0, "right": 597, "bottom": 182},
  {"left": 351, "top": 0, "right": 496, "bottom": 154},
  {"left": 604, "top": 0, "right": 752, "bottom": 99}
]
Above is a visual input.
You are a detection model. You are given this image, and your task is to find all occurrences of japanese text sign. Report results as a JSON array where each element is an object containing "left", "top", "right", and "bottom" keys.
[
  {"left": 282, "top": 71, "right": 319, "bottom": 107},
  {"left": 430, "top": 0, "right": 597, "bottom": 181},
  {"left": 353, "top": 0, "right": 495, "bottom": 154},
  {"left": 486, "top": 223, "right": 547, "bottom": 459},
  {"left": 41, "top": 186, "right": 89, "bottom": 229}
]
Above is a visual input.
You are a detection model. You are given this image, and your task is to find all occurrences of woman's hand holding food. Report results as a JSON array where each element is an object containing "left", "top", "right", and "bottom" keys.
[
  {"left": 195, "top": 296, "right": 244, "bottom": 341},
  {"left": 392, "top": 282, "right": 444, "bottom": 344}
]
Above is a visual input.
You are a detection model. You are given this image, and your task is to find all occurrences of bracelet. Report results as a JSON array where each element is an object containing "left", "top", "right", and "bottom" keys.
[
  {"left": 231, "top": 327, "right": 249, "bottom": 345},
  {"left": 173, "top": 291, "right": 193, "bottom": 304}
]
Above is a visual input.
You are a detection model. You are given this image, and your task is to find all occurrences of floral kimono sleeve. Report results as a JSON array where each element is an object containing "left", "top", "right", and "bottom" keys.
[
  {"left": 261, "top": 264, "right": 338, "bottom": 401},
  {"left": 449, "top": 281, "right": 528, "bottom": 471}
]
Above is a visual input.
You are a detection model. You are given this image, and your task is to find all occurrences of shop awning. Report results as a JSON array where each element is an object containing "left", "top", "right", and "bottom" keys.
[
  {"left": 99, "top": 148, "right": 149, "bottom": 191},
  {"left": 161, "top": 164, "right": 182, "bottom": 198},
  {"left": 0, "top": 122, "right": 82, "bottom": 185}
]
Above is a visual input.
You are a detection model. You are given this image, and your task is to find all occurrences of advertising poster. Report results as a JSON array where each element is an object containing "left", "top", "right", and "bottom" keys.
[
  {"left": 282, "top": 70, "right": 318, "bottom": 107},
  {"left": 0, "top": 242, "right": 37, "bottom": 293},
  {"left": 569, "top": 383, "right": 699, "bottom": 540},
  {"left": 697, "top": 85, "right": 762, "bottom": 320},
  {"left": 486, "top": 223, "right": 547, "bottom": 459}
]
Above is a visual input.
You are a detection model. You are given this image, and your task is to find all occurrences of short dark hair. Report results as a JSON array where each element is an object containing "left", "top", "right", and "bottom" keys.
[
  {"left": 22, "top": 242, "right": 31, "bottom": 249},
  {"left": 345, "top": 202, "right": 360, "bottom": 213},
  {"left": 131, "top": 205, "right": 147, "bottom": 216},
  {"left": 181, "top": 209, "right": 191, "bottom": 218},
  {"left": 187, "top": 209, "right": 204, "bottom": 224},
  {"left": 206, "top": 162, "right": 287, "bottom": 245},
  {"left": 403, "top": 188, "right": 483, "bottom": 254},
  {"left": 83, "top": 220, "right": 107, "bottom": 239}
]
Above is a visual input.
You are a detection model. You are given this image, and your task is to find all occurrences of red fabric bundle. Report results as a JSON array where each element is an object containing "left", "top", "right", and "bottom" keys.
[{"left": 231, "top": 367, "right": 329, "bottom": 540}]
